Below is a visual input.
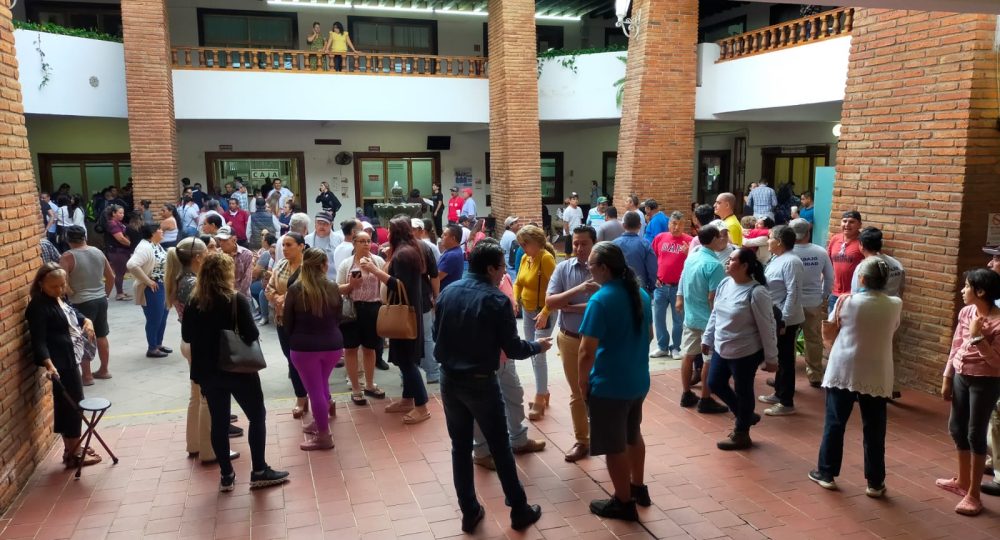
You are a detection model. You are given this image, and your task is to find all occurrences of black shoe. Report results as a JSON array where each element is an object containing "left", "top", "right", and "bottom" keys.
[
  {"left": 630, "top": 484, "right": 651, "bottom": 507},
  {"left": 981, "top": 480, "right": 1000, "bottom": 497},
  {"left": 717, "top": 431, "right": 752, "bottom": 451},
  {"left": 589, "top": 497, "right": 639, "bottom": 521},
  {"left": 690, "top": 370, "right": 702, "bottom": 387},
  {"left": 808, "top": 469, "right": 837, "bottom": 490},
  {"left": 679, "top": 391, "right": 698, "bottom": 408},
  {"left": 230, "top": 414, "right": 238, "bottom": 422},
  {"left": 751, "top": 413, "right": 761, "bottom": 426},
  {"left": 375, "top": 359, "right": 391, "bottom": 371},
  {"left": 809, "top": 381, "right": 822, "bottom": 388},
  {"left": 697, "top": 397, "right": 729, "bottom": 414},
  {"left": 892, "top": 391, "right": 902, "bottom": 400},
  {"left": 219, "top": 472, "right": 235, "bottom": 492},
  {"left": 158, "top": 346, "right": 173, "bottom": 354},
  {"left": 250, "top": 467, "right": 289, "bottom": 489},
  {"left": 146, "top": 349, "right": 168, "bottom": 358},
  {"left": 510, "top": 504, "right": 542, "bottom": 530},
  {"left": 986, "top": 466, "right": 995, "bottom": 477},
  {"left": 228, "top": 424, "right": 243, "bottom": 438},
  {"left": 461, "top": 505, "right": 485, "bottom": 533},
  {"left": 765, "top": 377, "right": 775, "bottom": 388}
]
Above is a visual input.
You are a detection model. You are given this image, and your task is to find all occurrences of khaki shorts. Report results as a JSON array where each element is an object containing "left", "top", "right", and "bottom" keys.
[{"left": 680, "top": 325, "right": 704, "bottom": 356}]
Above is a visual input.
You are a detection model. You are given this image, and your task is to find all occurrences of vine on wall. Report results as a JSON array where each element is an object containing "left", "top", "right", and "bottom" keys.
[{"left": 34, "top": 34, "right": 51, "bottom": 89}]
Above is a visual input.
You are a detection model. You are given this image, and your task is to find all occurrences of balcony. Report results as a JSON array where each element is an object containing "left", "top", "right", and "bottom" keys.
[{"left": 715, "top": 7, "right": 855, "bottom": 62}]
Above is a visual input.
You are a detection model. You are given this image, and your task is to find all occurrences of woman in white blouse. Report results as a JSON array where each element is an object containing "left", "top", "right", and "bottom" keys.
[
  {"left": 809, "top": 257, "right": 901, "bottom": 498},
  {"left": 126, "top": 223, "right": 171, "bottom": 358},
  {"left": 336, "top": 230, "right": 386, "bottom": 406}
]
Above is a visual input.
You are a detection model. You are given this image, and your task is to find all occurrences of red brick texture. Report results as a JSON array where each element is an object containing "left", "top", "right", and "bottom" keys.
[
  {"left": 121, "top": 0, "right": 178, "bottom": 209},
  {"left": 833, "top": 10, "right": 1000, "bottom": 392},
  {"left": 0, "top": 6, "right": 55, "bottom": 514},
  {"left": 613, "top": 0, "right": 698, "bottom": 217},
  {"left": 486, "top": 0, "right": 541, "bottom": 226}
]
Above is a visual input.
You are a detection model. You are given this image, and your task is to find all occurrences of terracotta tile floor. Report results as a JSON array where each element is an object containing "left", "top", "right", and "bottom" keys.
[{"left": 3, "top": 366, "right": 1000, "bottom": 539}]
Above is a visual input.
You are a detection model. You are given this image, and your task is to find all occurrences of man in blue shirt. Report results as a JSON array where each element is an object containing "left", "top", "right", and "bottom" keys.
[
  {"left": 460, "top": 188, "right": 477, "bottom": 220},
  {"left": 614, "top": 212, "right": 657, "bottom": 293},
  {"left": 643, "top": 199, "right": 668, "bottom": 244},
  {"left": 676, "top": 225, "right": 729, "bottom": 414},
  {"left": 436, "top": 224, "right": 465, "bottom": 290},
  {"left": 745, "top": 180, "right": 778, "bottom": 219},
  {"left": 434, "top": 240, "right": 551, "bottom": 533}
]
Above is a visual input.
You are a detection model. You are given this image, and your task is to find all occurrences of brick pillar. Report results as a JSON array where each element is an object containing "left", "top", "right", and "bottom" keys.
[
  {"left": 613, "top": 0, "right": 698, "bottom": 216},
  {"left": 0, "top": 8, "right": 55, "bottom": 512},
  {"left": 487, "top": 0, "right": 541, "bottom": 226},
  {"left": 121, "top": 0, "right": 178, "bottom": 208},
  {"left": 834, "top": 10, "right": 1000, "bottom": 392}
]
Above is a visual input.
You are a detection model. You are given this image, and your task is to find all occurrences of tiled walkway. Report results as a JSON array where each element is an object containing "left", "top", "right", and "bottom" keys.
[{"left": 2, "top": 366, "right": 1000, "bottom": 540}]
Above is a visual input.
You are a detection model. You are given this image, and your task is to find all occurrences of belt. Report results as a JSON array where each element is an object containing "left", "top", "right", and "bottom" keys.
[
  {"left": 441, "top": 369, "right": 495, "bottom": 379},
  {"left": 560, "top": 327, "right": 581, "bottom": 339}
]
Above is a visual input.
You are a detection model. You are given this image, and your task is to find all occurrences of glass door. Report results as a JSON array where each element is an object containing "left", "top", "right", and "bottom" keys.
[
  {"left": 697, "top": 150, "right": 730, "bottom": 207},
  {"left": 355, "top": 154, "right": 439, "bottom": 218},
  {"left": 205, "top": 152, "right": 306, "bottom": 209}
]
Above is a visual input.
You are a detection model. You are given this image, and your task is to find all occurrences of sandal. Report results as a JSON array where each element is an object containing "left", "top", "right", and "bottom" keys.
[
  {"left": 64, "top": 449, "right": 102, "bottom": 468},
  {"left": 115, "top": 294, "right": 132, "bottom": 301},
  {"left": 93, "top": 371, "right": 112, "bottom": 380},
  {"left": 402, "top": 410, "right": 431, "bottom": 425},
  {"left": 351, "top": 392, "right": 368, "bottom": 406},
  {"left": 385, "top": 401, "right": 414, "bottom": 414},
  {"left": 936, "top": 478, "right": 968, "bottom": 497},
  {"left": 363, "top": 386, "right": 386, "bottom": 400},
  {"left": 956, "top": 495, "right": 983, "bottom": 516},
  {"left": 292, "top": 400, "right": 309, "bottom": 419}
]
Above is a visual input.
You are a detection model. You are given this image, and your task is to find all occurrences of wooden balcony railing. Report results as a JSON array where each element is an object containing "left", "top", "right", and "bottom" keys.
[
  {"left": 716, "top": 7, "right": 854, "bottom": 62},
  {"left": 171, "top": 47, "right": 487, "bottom": 78}
]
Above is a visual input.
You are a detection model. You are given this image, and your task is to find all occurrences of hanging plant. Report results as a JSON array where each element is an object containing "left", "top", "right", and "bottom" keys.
[
  {"left": 536, "top": 44, "right": 627, "bottom": 78},
  {"left": 34, "top": 34, "right": 51, "bottom": 89},
  {"left": 613, "top": 56, "right": 627, "bottom": 108}
]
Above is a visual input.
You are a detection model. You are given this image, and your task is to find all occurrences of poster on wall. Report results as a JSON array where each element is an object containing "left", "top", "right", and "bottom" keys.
[{"left": 454, "top": 167, "right": 473, "bottom": 188}]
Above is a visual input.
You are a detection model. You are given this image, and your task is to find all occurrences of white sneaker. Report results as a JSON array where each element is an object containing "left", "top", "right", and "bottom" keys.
[
  {"left": 670, "top": 350, "right": 683, "bottom": 360},
  {"left": 757, "top": 394, "right": 780, "bottom": 404},
  {"left": 764, "top": 404, "right": 796, "bottom": 416},
  {"left": 865, "top": 485, "right": 886, "bottom": 498},
  {"left": 650, "top": 349, "right": 671, "bottom": 358}
]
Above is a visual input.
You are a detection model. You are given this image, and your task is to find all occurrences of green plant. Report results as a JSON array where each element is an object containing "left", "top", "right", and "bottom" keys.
[
  {"left": 34, "top": 34, "right": 51, "bottom": 89},
  {"left": 536, "top": 44, "right": 628, "bottom": 77},
  {"left": 13, "top": 20, "right": 123, "bottom": 43},
  {"left": 613, "top": 56, "right": 627, "bottom": 107}
]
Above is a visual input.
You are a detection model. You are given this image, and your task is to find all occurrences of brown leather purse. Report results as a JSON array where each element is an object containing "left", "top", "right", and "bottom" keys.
[{"left": 377, "top": 279, "right": 418, "bottom": 340}]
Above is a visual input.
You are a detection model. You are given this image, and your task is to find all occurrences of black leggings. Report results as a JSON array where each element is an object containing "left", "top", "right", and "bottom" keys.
[
  {"left": 277, "top": 324, "right": 307, "bottom": 398},
  {"left": 202, "top": 374, "right": 268, "bottom": 476},
  {"left": 949, "top": 373, "right": 1000, "bottom": 455},
  {"left": 53, "top": 363, "right": 84, "bottom": 439}
]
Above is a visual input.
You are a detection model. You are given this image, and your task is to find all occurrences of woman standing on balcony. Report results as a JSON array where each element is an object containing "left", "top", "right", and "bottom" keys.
[
  {"left": 307, "top": 21, "right": 326, "bottom": 70},
  {"left": 324, "top": 22, "right": 357, "bottom": 72}
]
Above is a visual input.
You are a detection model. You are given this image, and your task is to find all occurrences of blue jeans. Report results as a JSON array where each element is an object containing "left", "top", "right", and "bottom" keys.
[
  {"left": 441, "top": 370, "right": 529, "bottom": 518},
  {"left": 249, "top": 280, "right": 268, "bottom": 321},
  {"left": 398, "top": 311, "right": 440, "bottom": 385},
  {"left": 653, "top": 283, "right": 682, "bottom": 352},
  {"left": 707, "top": 350, "right": 763, "bottom": 433},
  {"left": 523, "top": 309, "right": 552, "bottom": 395},
  {"left": 817, "top": 387, "right": 887, "bottom": 487},
  {"left": 142, "top": 283, "right": 168, "bottom": 350},
  {"left": 828, "top": 294, "right": 838, "bottom": 316},
  {"left": 472, "top": 360, "right": 528, "bottom": 456}
]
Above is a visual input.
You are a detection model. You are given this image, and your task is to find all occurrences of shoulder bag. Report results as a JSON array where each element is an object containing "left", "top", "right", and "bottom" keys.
[
  {"left": 218, "top": 295, "right": 267, "bottom": 373},
  {"left": 822, "top": 294, "right": 850, "bottom": 349},
  {"left": 377, "top": 279, "right": 418, "bottom": 340}
]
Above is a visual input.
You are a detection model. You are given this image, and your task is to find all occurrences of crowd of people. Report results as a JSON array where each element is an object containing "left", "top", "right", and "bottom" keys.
[{"left": 24, "top": 176, "right": 1000, "bottom": 529}]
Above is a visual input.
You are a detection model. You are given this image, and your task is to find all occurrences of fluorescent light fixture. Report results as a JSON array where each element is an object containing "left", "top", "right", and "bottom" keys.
[{"left": 265, "top": 0, "right": 579, "bottom": 20}]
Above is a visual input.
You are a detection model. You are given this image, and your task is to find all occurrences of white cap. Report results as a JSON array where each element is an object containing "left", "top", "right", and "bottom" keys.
[{"left": 410, "top": 218, "right": 424, "bottom": 229}]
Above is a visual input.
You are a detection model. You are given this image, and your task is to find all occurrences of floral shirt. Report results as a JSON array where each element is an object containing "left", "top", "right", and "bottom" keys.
[{"left": 150, "top": 243, "right": 167, "bottom": 282}]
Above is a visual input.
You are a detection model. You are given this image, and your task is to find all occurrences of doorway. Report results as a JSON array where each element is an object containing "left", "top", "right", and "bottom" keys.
[
  {"left": 697, "top": 150, "right": 730, "bottom": 206},
  {"left": 760, "top": 146, "right": 829, "bottom": 196},
  {"left": 353, "top": 152, "right": 440, "bottom": 218},
  {"left": 204, "top": 152, "right": 306, "bottom": 209}
]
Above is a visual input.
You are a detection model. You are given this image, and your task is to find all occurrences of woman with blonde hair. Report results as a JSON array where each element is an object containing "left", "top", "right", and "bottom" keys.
[
  {"left": 514, "top": 224, "right": 557, "bottom": 420},
  {"left": 182, "top": 253, "right": 289, "bottom": 491},
  {"left": 284, "top": 248, "right": 344, "bottom": 450}
]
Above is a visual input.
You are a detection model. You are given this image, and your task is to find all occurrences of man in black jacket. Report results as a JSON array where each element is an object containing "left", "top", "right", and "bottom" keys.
[{"left": 433, "top": 240, "right": 552, "bottom": 533}]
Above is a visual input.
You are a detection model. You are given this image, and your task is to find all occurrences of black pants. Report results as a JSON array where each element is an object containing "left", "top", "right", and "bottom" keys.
[
  {"left": 708, "top": 350, "right": 762, "bottom": 433},
  {"left": 817, "top": 387, "right": 887, "bottom": 487},
  {"left": 202, "top": 374, "right": 268, "bottom": 476},
  {"left": 53, "top": 362, "right": 84, "bottom": 439},
  {"left": 949, "top": 373, "right": 1000, "bottom": 454},
  {"left": 774, "top": 324, "right": 800, "bottom": 407},
  {"left": 277, "top": 325, "right": 307, "bottom": 398}
]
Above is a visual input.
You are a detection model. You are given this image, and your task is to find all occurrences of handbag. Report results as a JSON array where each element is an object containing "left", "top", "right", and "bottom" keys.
[
  {"left": 377, "top": 279, "right": 418, "bottom": 340},
  {"left": 218, "top": 295, "right": 267, "bottom": 373},
  {"left": 342, "top": 296, "right": 357, "bottom": 323},
  {"left": 822, "top": 294, "right": 850, "bottom": 349}
]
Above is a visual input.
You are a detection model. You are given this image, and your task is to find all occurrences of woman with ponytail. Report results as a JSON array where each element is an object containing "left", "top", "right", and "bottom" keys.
[
  {"left": 578, "top": 241, "right": 652, "bottom": 522},
  {"left": 703, "top": 247, "right": 778, "bottom": 451},
  {"left": 514, "top": 224, "right": 558, "bottom": 420}
]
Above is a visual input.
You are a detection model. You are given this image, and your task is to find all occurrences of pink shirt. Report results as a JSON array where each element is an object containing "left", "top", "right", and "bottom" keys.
[
  {"left": 945, "top": 305, "right": 1000, "bottom": 378},
  {"left": 651, "top": 233, "right": 691, "bottom": 285},
  {"left": 828, "top": 234, "right": 864, "bottom": 296}
]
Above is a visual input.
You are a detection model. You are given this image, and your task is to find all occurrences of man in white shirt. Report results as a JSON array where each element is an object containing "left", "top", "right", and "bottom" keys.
[
  {"left": 790, "top": 218, "right": 834, "bottom": 388},
  {"left": 305, "top": 211, "right": 339, "bottom": 279},
  {"left": 272, "top": 178, "right": 295, "bottom": 210},
  {"left": 561, "top": 193, "right": 583, "bottom": 257},
  {"left": 412, "top": 218, "right": 440, "bottom": 260},
  {"left": 333, "top": 219, "right": 363, "bottom": 270},
  {"left": 197, "top": 200, "right": 225, "bottom": 233},
  {"left": 500, "top": 216, "right": 521, "bottom": 281},
  {"left": 850, "top": 227, "right": 905, "bottom": 298}
]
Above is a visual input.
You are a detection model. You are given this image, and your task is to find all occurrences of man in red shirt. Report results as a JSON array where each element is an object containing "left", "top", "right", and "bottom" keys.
[
  {"left": 650, "top": 211, "right": 691, "bottom": 360},
  {"left": 225, "top": 196, "right": 250, "bottom": 246},
  {"left": 826, "top": 210, "right": 864, "bottom": 314},
  {"left": 447, "top": 186, "right": 463, "bottom": 225}
]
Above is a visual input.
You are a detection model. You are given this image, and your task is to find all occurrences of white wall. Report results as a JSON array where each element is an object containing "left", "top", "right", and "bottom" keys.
[
  {"left": 696, "top": 38, "right": 850, "bottom": 118},
  {"left": 539, "top": 123, "right": 619, "bottom": 203},
  {"left": 14, "top": 30, "right": 127, "bottom": 118},
  {"left": 25, "top": 116, "right": 131, "bottom": 183},
  {"left": 538, "top": 52, "right": 626, "bottom": 122}
]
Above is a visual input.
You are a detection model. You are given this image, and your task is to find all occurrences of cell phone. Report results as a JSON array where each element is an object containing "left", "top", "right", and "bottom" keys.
[{"left": 351, "top": 270, "right": 362, "bottom": 278}]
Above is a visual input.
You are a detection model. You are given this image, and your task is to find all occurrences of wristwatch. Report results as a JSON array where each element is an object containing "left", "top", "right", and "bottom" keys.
[{"left": 970, "top": 335, "right": 985, "bottom": 345}]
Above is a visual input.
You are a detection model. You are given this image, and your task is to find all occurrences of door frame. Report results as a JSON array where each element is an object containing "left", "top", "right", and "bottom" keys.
[
  {"left": 696, "top": 149, "right": 731, "bottom": 207},
  {"left": 352, "top": 151, "right": 441, "bottom": 205},
  {"left": 204, "top": 151, "right": 307, "bottom": 209},
  {"left": 760, "top": 145, "right": 830, "bottom": 195},
  {"left": 601, "top": 151, "right": 617, "bottom": 204}
]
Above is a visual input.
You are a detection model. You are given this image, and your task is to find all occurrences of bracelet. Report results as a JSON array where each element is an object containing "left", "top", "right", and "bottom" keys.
[{"left": 970, "top": 335, "right": 985, "bottom": 345}]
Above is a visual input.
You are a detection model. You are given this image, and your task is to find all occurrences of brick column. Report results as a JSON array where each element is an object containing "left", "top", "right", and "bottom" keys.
[
  {"left": 833, "top": 10, "right": 1000, "bottom": 392},
  {"left": 613, "top": 0, "right": 698, "bottom": 216},
  {"left": 0, "top": 8, "right": 55, "bottom": 512},
  {"left": 487, "top": 0, "right": 541, "bottom": 226},
  {"left": 121, "top": 0, "right": 178, "bottom": 208}
]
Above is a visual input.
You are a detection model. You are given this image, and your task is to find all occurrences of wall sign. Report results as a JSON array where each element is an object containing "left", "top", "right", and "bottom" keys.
[
  {"left": 988, "top": 213, "right": 1000, "bottom": 245},
  {"left": 368, "top": 146, "right": 381, "bottom": 152},
  {"left": 250, "top": 170, "right": 279, "bottom": 179}
]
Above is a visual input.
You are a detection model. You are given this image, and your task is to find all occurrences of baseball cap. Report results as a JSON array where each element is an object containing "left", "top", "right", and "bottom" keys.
[
  {"left": 449, "top": 186, "right": 458, "bottom": 192},
  {"left": 789, "top": 218, "right": 811, "bottom": 241},
  {"left": 361, "top": 221, "right": 374, "bottom": 231},
  {"left": 314, "top": 211, "right": 333, "bottom": 224},
  {"left": 570, "top": 192, "right": 579, "bottom": 198},
  {"left": 984, "top": 245, "right": 1000, "bottom": 256},
  {"left": 215, "top": 226, "right": 234, "bottom": 240},
  {"left": 463, "top": 188, "right": 473, "bottom": 196},
  {"left": 596, "top": 196, "right": 608, "bottom": 204},
  {"left": 504, "top": 216, "right": 519, "bottom": 228},
  {"left": 410, "top": 218, "right": 424, "bottom": 229}
]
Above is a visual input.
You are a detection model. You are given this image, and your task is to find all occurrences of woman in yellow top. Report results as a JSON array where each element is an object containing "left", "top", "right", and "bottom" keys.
[
  {"left": 323, "top": 21, "right": 357, "bottom": 72},
  {"left": 514, "top": 224, "right": 557, "bottom": 421}
]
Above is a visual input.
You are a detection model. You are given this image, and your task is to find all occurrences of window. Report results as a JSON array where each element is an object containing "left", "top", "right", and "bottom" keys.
[
  {"left": 482, "top": 24, "right": 567, "bottom": 56},
  {"left": 349, "top": 16, "right": 437, "bottom": 55},
  {"left": 28, "top": 2, "right": 123, "bottom": 36},
  {"left": 352, "top": 153, "right": 441, "bottom": 218},
  {"left": 699, "top": 16, "right": 747, "bottom": 42},
  {"left": 37, "top": 154, "right": 131, "bottom": 199},
  {"left": 198, "top": 9, "right": 298, "bottom": 49},
  {"left": 604, "top": 28, "right": 629, "bottom": 48},
  {"left": 485, "top": 152, "right": 564, "bottom": 205},
  {"left": 204, "top": 152, "right": 307, "bottom": 207}
]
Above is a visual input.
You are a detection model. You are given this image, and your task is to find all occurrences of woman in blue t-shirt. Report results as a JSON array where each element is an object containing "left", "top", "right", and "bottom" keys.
[{"left": 578, "top": 241, "right": 653, "bottom": 522}]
